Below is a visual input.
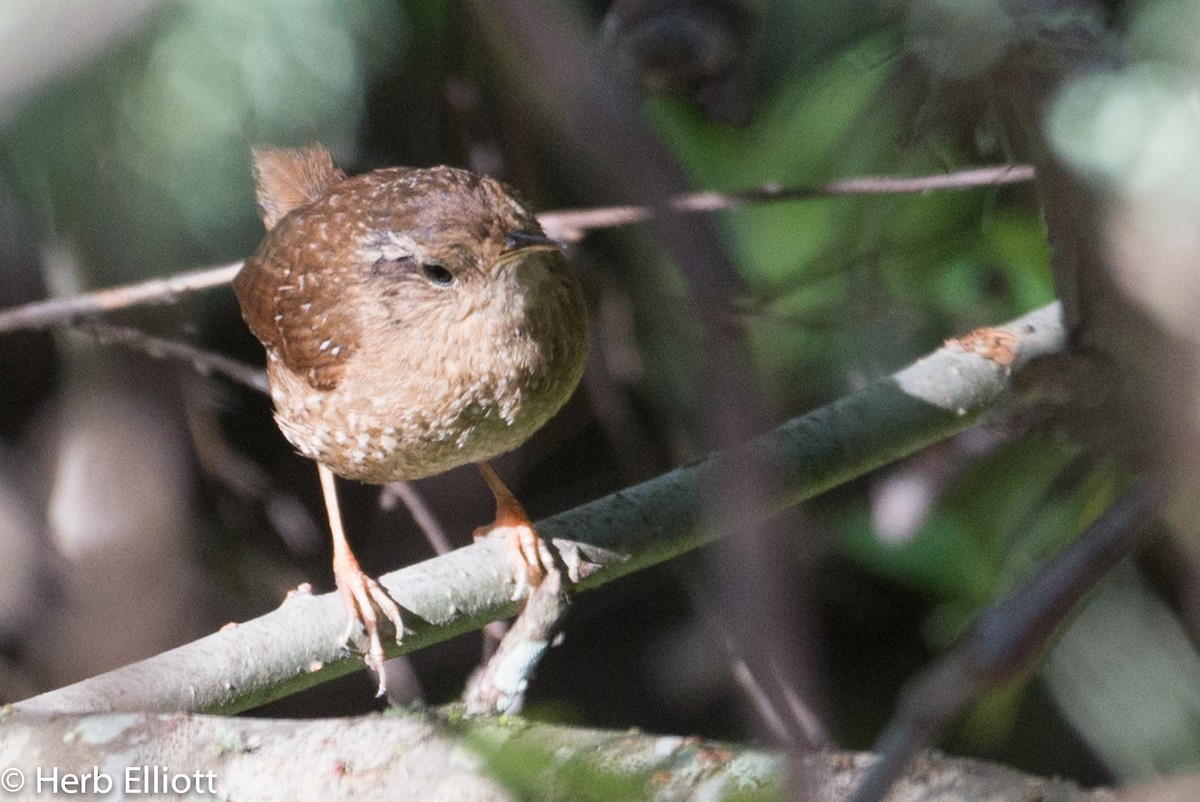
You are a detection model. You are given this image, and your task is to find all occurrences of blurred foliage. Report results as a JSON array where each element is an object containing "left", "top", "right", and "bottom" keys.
[
  {"left": 467, "top": 723, "right": 652, "bottom": 802},
  {"left": 1044, "top": 564, "right": 1200, "bottom": 780},
  {"left": 0, "top": 0, "right": 405, "bottom": 283},
  {"left": 646, "top": 31, "right": 1055, "bottom": 411},
  {"left": 637, "top": 0, "right": 1196, "bottom": 784},
  {"left": 463, "top": 716, "right": 783, "bottom": 801},
  {"left": 841, "top": 441, "right": 1083, "bottom": 623}
]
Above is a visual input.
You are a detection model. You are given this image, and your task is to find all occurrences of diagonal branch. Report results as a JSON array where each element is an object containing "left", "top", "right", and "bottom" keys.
[
  {"left": 849, "top": 479, "right": 1164, "bottom": 802},
  {"left": 14, "top": 303, "right": 1064, "bottom": 716}
]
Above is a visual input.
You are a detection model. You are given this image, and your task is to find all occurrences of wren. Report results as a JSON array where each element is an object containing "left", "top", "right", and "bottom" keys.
[{"left": 233, "top": 145, "right": 588, "bottom": 691}]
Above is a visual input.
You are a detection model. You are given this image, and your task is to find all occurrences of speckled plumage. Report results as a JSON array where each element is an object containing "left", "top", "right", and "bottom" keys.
[{"left": 234, "top": 146, "right": 588, "bottom": 484}]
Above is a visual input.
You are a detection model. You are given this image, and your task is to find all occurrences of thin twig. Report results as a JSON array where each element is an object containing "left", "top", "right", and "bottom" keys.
[
  {"left": 379, "top": 482, "right": 454, "bottom": 556},
  {"left": 0, "top": 165, "right": 1034, "bottom": 335},
  {"left": 539, "top": 164, "right": 1035, "bottom": 241},
  {"left": 77, "top": 321, "right": 269, "bottom": 393},
  {"left": 710, "top": 598, "right": 829, "bottom": 746}
]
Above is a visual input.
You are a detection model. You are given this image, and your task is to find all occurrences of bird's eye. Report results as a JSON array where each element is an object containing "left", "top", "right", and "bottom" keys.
[{"left": 422, "top": 263, "right": 454, "bottom": 286}]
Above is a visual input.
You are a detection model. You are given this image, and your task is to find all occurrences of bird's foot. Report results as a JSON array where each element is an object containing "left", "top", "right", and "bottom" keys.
[
  {"left": 474, "top": 461, "right": 556, "bottom": 600},
  {"left": 475, "top": 518, "right": 553, "bottom": 601},
  {"left": 332, "top": 548, "right": 403, "bottom": 696}
]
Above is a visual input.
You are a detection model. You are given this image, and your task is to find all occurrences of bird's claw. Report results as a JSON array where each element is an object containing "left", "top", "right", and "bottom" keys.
[
  {"left": 477, "top": 519, "right": 553, "bottom": 601},
  {"left": 333, "top": 554, "right": 403, "bottom": 696}
]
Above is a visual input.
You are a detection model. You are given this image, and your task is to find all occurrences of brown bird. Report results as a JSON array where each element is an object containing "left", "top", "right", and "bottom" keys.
[{"left": 233, "top": 145, "right": 588, "bottom": 691}]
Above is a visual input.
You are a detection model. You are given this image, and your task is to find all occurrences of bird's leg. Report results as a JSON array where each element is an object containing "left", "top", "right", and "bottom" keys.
[
  {"left": 474, "top": 462, "right": 551, "bottom": 599},
  {"left": 318, "top": 463, "right": 403, "bottom": 695}
]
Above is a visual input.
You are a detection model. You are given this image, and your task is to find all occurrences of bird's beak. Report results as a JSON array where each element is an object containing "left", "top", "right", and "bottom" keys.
[{"left": 502, "top": 231, "right": 561, "bottom": 254}]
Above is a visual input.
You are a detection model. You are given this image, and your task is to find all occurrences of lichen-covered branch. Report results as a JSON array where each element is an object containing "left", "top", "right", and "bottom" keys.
[
  {"left": 0, "top": 708, "right": 1104, "bottom": 802},
  {"left": 15, "top": 304, "right": 1065, "bottom": 716}
]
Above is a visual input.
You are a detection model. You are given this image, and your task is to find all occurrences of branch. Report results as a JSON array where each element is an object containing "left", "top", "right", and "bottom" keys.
[
  {"left": 0, "top": 166, "right": 1034, "bottom": 335},
  {"left": 462, "top": 558, "right": 569, "bottom": 715},
  {"left": 14, "top": 303, "right": 1065, "bottom": 716},
  {"left": 0, "top": 261, "right": 242, "bottom": 334},
  {"left": 0, "top": 708, "right": 1104, "bottom": 802},
  {"left": 538, "top": 164, "right": 1035, "bottom": 241},
  {"left": 78, "top": 321, "right": 269, "bottom": 393}
]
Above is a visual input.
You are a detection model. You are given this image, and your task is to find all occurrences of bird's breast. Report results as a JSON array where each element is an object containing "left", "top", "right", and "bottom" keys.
[{"left": 265, "top": 314, "right": 575, "bottom": 483}]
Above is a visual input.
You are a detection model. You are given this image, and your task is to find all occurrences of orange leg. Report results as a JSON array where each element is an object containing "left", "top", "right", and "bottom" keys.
[
  {"left": 475, "top": 462, "right": 550, "bottom": 598},
  {"left": 319, "top": 463, "right": 403, "bottom": 695}
]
